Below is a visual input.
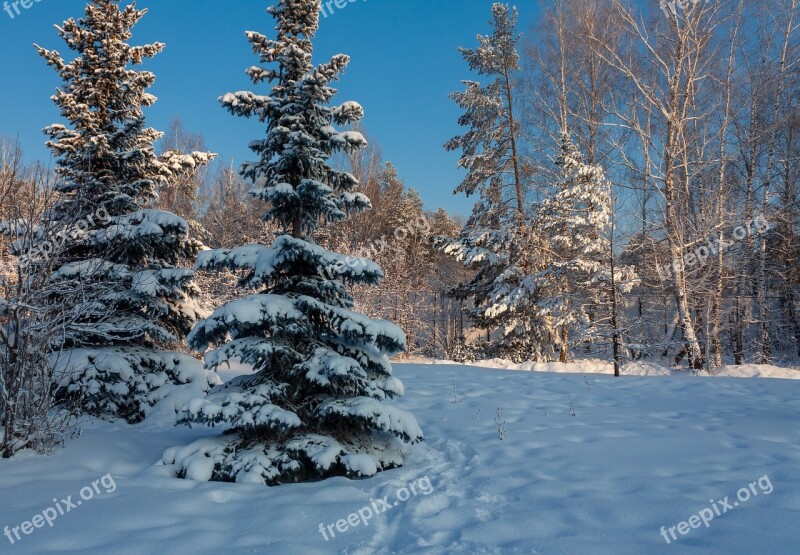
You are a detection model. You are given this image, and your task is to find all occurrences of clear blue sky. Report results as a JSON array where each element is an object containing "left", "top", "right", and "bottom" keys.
[{"left": 0, "top": 0, "right": 541, "bottom": 217}]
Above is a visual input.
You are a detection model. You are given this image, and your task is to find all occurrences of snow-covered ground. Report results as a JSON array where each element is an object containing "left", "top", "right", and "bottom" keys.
[
  {"left": 408, "top": 356, "right": 800, "bottom": 379},
  {"left": 1, "top": 361, "right": 799, "bottom": 554}
]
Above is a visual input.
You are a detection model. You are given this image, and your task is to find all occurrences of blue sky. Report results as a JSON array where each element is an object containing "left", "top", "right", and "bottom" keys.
[{"left": 0, "top": 0, "right": 542, "bottom": 217}]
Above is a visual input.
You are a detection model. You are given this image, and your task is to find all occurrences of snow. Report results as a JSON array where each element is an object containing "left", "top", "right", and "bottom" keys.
[
  {"left": 332, "top": 101, "right": 365, "bottom": 123},
  {"left": 341, "top": 453, "right": 378, "bottom": 477},
  {"left": 709, "top": 363, "right": 800, "bottom": 379},
  {"left": 195, "top": 244, "right": 267, "bottom": 271},
  {"left": 339, "top": 131, "right": 367, "bottom": 148},
  {"left": 1, "top": 361, "right": 798, "bottom": 554},
  {"left": 187, "top": 294, "right": 303, "bottom": 351},
  {"left": 160, "top": 150, "right": 217, "bottom": 175},
  {"left": 219, "top": 91, "right": 272, "bottom": 109},
  {"left": 54, "top": 348, "right": 219, "bottom": 423},
  {"left": 317, "top": 397, "right": 423, "bottom": 443},
  {"left": 405, "top": 356, "right": 800, "bottom": 379},
  {"left": 304, "top": 348, "right": 365, "bottom": 386},
  {"left": 298, "top": 296, "right": 407, "bottom": 355},
  {"left": 195, "top": 236, "right": 383, "bottom": 284},
  {"left": 100, "top": 210, "right": 190, "bottom": 242}
]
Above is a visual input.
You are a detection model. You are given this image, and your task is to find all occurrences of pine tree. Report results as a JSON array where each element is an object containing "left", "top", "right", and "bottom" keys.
[
  {"left": 445, "top": 3, "right": 525, "bottom": 214},
  {"left": 437, "top": 4, "right": 540, "bottom": 361},
  {"left": 164, "top": 0, "right": 422, "bottom": 485},
  {"left": 436, "top": 183, "right": 550, "bottom": 362},
  {"left": 33, "top": 0, "right": 215, "bottom": 422}
]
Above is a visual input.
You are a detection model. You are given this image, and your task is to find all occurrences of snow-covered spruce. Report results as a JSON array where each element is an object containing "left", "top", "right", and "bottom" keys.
[
  {"left": 57, "top": 348, "right": 213, "bottom": 421},
  {"left": 531, "top": 134, "right": 638, "bottom": 360},
  {"left": 31, "top": 0, "right": 216, "bottom": 422},
  {"left": 164, "top": 0, "right": 422, "bottom": 485}
]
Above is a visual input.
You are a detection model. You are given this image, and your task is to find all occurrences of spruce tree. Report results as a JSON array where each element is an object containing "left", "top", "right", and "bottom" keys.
[
  {"left": 164, "top": 0, "right": 422, "bottom": 485},
  {"left": 534, "top": 134, "right": 637, "bottom": 362},
  {"left": 33, "top": 0, "right": 215, "bottom": 422}
]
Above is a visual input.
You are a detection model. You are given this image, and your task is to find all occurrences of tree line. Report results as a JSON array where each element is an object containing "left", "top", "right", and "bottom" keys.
[{"left": 440, "top": 0, "right": 800, "bottom": 372}]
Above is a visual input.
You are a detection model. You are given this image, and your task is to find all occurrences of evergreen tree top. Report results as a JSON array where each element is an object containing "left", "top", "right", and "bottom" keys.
[
  {"left": 446, "top": 3, "right": 523, "bottom": 207},
  {"left": 460, "top": 3, "right": 520, "bottom": 77},
  {"left": 35, "top": 0, "right": 168, "bottom": 206},
  {"left": 222, "top": 0, "right": 370, "bottom": 237}
]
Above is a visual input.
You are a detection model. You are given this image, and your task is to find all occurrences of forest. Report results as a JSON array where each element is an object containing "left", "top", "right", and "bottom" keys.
[{"left": 0, "top": 2, "right": 799, "bottom": 552}]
